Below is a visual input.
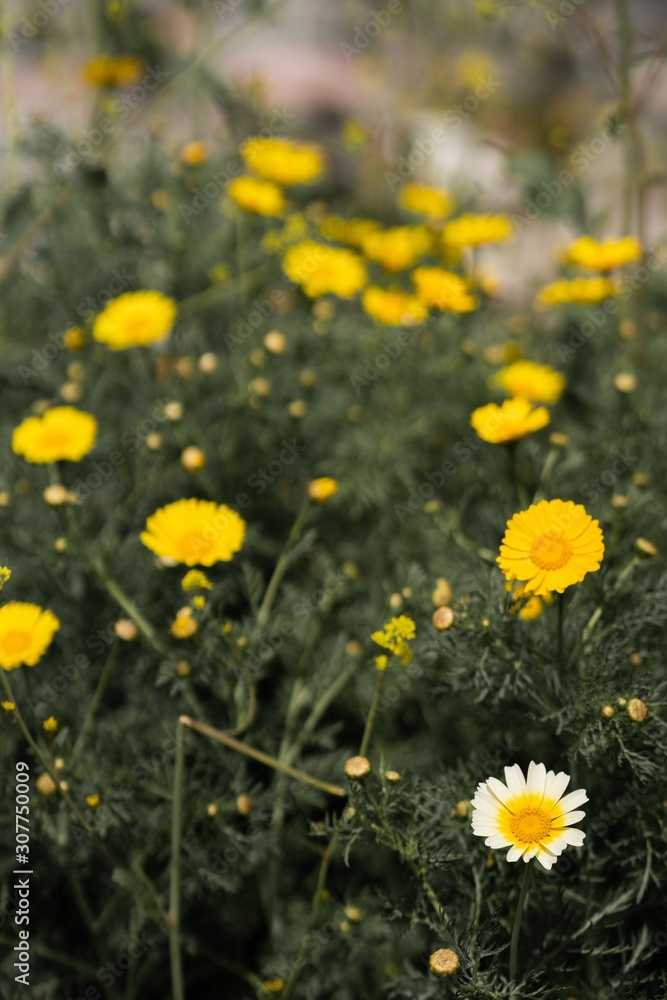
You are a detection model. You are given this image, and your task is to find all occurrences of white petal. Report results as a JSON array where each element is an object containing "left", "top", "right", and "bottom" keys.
[
  {"left": 544, "top": 770, "right": 570, "bottom": 803},
  {"left": 507, "top": 844, "right": 528, "bottom": 862},
  {"left": 504, "top": 763, "right": 526, "bottom": 799},
  {"left": 559, "top": 828, "right": 586, "bottom": 847},
  {"left": 555, "top": 788, "right": 588, "bottom": 815},
  {"left": 523, "top": 844, "right": 539, "bottom": 861},
  {"left": 555, "top": 810, "right": 586, "bottom": 827},
  {"left": 527, "top": 761, "right": 547, "bottom": 800},
  {"left": 487, "top": 775, "right": 513, "bottom": 806},
  {"left": 535, "top": 850, "right": 555, "bottom": 870},
  {"left": 485, "top": 835, "right": 514, "bottom": 849}
]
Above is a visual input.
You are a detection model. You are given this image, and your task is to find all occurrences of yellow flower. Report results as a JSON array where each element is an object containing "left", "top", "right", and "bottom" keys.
[
  {"left": 371, "top": 616, "right": 416, "bottom": 665},
  {"left": 181, "top": 570, "right": 213, "bottom": 591},
  {"left": 471, "top": 398, "right": 550, "bottom": 445},
  {"left": 140, "top": 499, "right": 246, "bottom": 567},
  {"left": 64, "top": 327, "right": 85, "bottom": 351},
  {"left": 361, "top": 287, "right": 428, "bottom": 326},
  {"left": 0, "top": 603, "right": 60, "bottom": 671},
  {"left": 0, "top": 568, "right": 11, "bottom": 590},
  {"left": 374, "top": 654, "right": 389, "bottom": 671},
  {"left": 93, "top": 290, "right": 177, "bottom": 350},
  {"left": 192, "top": 595, "right": 206, "bottom": 610},
  {"left": 180, "top": 140, "right": 207, "bottom": 165},
  {"left": 307, "top": 477, "right": 338, "bottom": 503},
  {"left": 171, "top": 614, "right": 198, "bottom": 639},
  {"left": 490, "top": 361, "right": 565, "bottom": 404},
  {"left": 262, "top": 979, "right": 285, "bottom": 995},
  {"left": 536, "top": 277, "right": 615, "bottom": 307},
  {"left": 83, "top": 55, "right": 142, "bottom": 87},
  {"left": 283, "top": 241, "right": 367, "bottom": 299},
  {"left": 506, "top": 582, "right": 553, "bottom": 621},
  {"left": 497, "top": 499, "right": 604, "bottom": 596},
  {"left": 228, "top": 176, "right": 285, "bottom": 217},
  {"left": 362, "top": 226, "right": 434, "bottom": 273},
  {"left": 442, "top": 213, "right": 512, "bottom": 248},
  {"left": 397, "top": 184, "right": 452, "bottom": 219},
  {"left": 12, "top": 407, "right": 97, "bottom": 463},
  {"left": 565, "top": 235, "right": 641, "bottom": 272},
  {"left": 241, "top": 137, "right": 324, "bottom": 186},
  {"left": 261, "top": 212, "right": 309, "bottom": 254},
  {"left": 471, "top": 760, "right": 587, "bottom": 870},
  {"left": 2, "top": 700, "right": 15, "bottom": 712},
  {"left": 320, "top": 216, "right": 381, "bottom": 249},
  {"left": 412, "top": 267, "right": 477, "bottom": 312},
  {"left": 43, "top": 716, "right": 59, "bottom": 733},
  {"left": 86, "top": 794, "right": 100, "bottom": 810}
]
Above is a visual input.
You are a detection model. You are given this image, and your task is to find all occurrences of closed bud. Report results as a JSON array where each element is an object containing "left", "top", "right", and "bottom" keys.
[
  {"left": 635, "top": 537, "right": 658, "bottom": 557},
  {"left": 181, "top": 446, "right": 206, "bottom": 472},
  {"left": 114, "top": 619, "right": 138, "bottom": 641},
  {"left": 432, "top": 606, "right": 455, "bottom": 630},
  {"left": 432, "top": 577, "right": 453, "bottom": 607},
  {"left": 198, "top": 352, "right": 218, "bottom": 373},
  {"left": 43, "top": 484, "right": 69, "bottom": 506},
  {"left": 344, "top": 756, "right": 371, "bottom": 780},
  {"left": 237, "top": 794, "right": 252, "bottom": 816},
  {"left": 429, "top": 948, "right": 460, "bottom": 977},
  {"left": 601, "top": 705, "right": 614, "bottom": 719},
  {"left": 627, "top": 698, "right": 647, "bottom": 723}
]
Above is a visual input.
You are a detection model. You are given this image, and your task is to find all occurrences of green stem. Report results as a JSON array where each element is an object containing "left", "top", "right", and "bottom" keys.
[
  {"left": 72, "top": 641, "right": 120, "bottom": 759},
  {"left": 557, "top": 592, "right": 565, "bottom": 668},
  {"left": 168, "top": 719, "right": 187, "bottom": 1000},
  {"left": 256, "top": 502, "right": 311, "bottom": 630},
  {"left": 509, "top": 861, "right": 533, "bottom": 988},
  {"left": 91, "top": 559, "right": 166, "bottom": 655},
  {"left": 359, "top": 668, "right": 386, "bottom": 757},
  {"left": 180, "top": 715, "right": 346, "bottom": 797}
]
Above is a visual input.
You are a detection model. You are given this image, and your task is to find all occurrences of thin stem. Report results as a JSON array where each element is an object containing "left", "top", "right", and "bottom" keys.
[
  {"left": 557, "top": 592, "right": 565, "bottom": 668},
  {"left": 256, "top": 502, "right": 311, "bottom": 629},
  {"left": 509, "top": 861, "right": 533, "bottom": 988},
  {"left": 72, "top": 641, "right": 120, "bottom": 759},
  {"left": 168, "top": 719, "right": 187, "bottom": 1000},
  {"left": 359, "top": 668, "right": 386, "bottom": 758},
  {"left": 180, "top": 715, "right": 346, "bottom": 797},
  {"left": 91, "top": 559, "right": 167, "bottom": 655}
]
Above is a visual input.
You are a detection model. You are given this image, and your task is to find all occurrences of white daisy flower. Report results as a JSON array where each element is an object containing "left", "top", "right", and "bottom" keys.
[{"left": 471, "top": 761, "right": 587, "bottom": 870}]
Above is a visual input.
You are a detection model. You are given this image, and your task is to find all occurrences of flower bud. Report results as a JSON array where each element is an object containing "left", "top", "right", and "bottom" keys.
[
  {"left": 36, "top": 773, "right": 57, "bottom": 796},
  {"left": 432, "top": 606, "right": 455, "bottom": 630},
  {"left": 114, "top": 619, "right": 138, "bottom": 641},
  {"left": 307, "top": 477, "right": 338, "bottom": 503},
  {"left": 206, "top": 803, "right": 218, "bottom": 818},
  {"left": 601, "top": 705, "right": 614, "bottom": 719},
  {"left": 181, "top": 446, "right": 206, "bottom": 472},
  {"left": 264, "top": 330, "right": 287, "bottom": 354},
  {"left": 429, "top": 948, "right": 459, "bottom": 977},
  {"left": 432, "top": 577, "right": 453, "bottom": 607},
  {"left": 43, "top": 484, "right": 68, "bottom": 506},
  {"left": 176, "top": 660, "right": 191, "bottom": 676},
  {"left": 635, "top": 537, "right": 658, "bottom": 557},
  {"left": 237, "top": 794, "right": 252, "bottom": 816},
  {"left": 385, "top": 770, "right": 401, "bottom": 782},
  {"left": 614, "top": 372, "right": 637, "bottom": 393},
  {"left": 344, "top": 756, "right": 371, "bottom": 780},
  {"left": 198, "top": 352, "right": 218, "bottom": 373},
  {"left": 627, "top": 698, "right": 647, "bottom": 723}
]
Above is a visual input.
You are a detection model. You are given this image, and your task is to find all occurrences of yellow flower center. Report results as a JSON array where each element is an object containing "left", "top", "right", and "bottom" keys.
[
  {"left": 178, "top": 532, "right": 214, "bottom": 562},
  {"left": 40, "top": 430, "right": 71, "bottom": 450},
  {"left": 509, "top": 808, "right": 552, "bottom": 843},
  {"left": 124, "top": 313, "right": 150, "bottom": 336},
  {"left": 1, "top": 630, "right": 31, "bottom": 654},
  {"left": 530, "top": 531, "right": 572, "bottom": 570}
]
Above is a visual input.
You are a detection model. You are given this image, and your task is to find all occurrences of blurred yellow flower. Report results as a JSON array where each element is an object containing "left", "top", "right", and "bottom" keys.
[
  {"left": 180, "top": 141, "right": 207, "bottom": 166},
  {"left": 86, "top": 794, "right": 100, "bottom": 810},
  {"left": 171, "top": 614, "right": 198, "bottom": 640},
  {"left": 43, "top": 717, "right": 59, "bottom": 733},
  {"left": 182, "top": 570, "right": 213, "bottom": 591},
  {"left": 141, "top": 499, "right": 246, "bottom": 567},
  {"left": 362, "top": 226, "right": 434, "bottom": 273},
  {"left": 83, "top": 55, "right": 142, "bottom": 87},
  {"left": 412, "top": 267, "right": 477, "bottom": 311},
  {"left": 64, "top": 327, "right": 85, "bottom": 351},
  {"left": 362, "top": 286, "right": 428, "bottom": 326},
  {"left": 228, "top": 176, "right": 285, "bottom": 217},
  {"left": 320, "top": 216, "right": 381, "bottom": 249},
  {"left": 93, "top": 290, "right": 177, "bottom": 350},
  {"left": 0, "top": 568, "right": 12, "bottom": 590},
  {"left": 490, "top": 361, "right": 565, "bottom": 404},
  {"left": 12, "top": 407, "right": 97, "bottom": 463},
  {"left": 261, "top": 213, "right": 309, "bottom": 254},
  {"left": 442, "top": 213, "right": 512, "bottom": 248},
  {"left": 1, "top": 700, "right": 15, "bottom": 712},
  {"left": 397, "top": 184, "right": 452, "bottom": 219},
  {"left": 564, "top": 235, "right": 641, "bottom": 272},
  {"left": 498, "top": 500, "right": 604, "bottom": 596},
  {"left": 307, "top": 477, "right": 339, "bottom": 503},
  {"left": 471, "top": 398, "right": 550, "bottom": 444},
  {"left": 506, "top": 582, "right": 553, "bottom": 621},
  {"left": 283, "top": 241, "right": 367, "bottom": 299},
  {"left": 0, "top": 603, "right": 60, "bottom": 671},
  {"left": 241, "top": 137, "right": 324, "bottom": 186},
  {"left": 371, "top": 616, "right": 416, "bottom": 665},
  {"left": 536, "top": 277, "right": 615, "bottom": 307}
]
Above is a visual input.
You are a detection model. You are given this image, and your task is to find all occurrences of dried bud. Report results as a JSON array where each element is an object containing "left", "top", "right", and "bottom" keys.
[
  {"left": 237, "top": 794, "right": 253, "bottom": 816},
  {"left": 635, "top": 537, "right": 658, "bottom": 557},
  {"left": 181, "top": 446, "right": 206, "bottom": 472},
  {"left": 432, "top": 606, "right": 455, "bottom": 630},
  {"left": 344, "top": 756, "right": 371, "bottom": 781},
  {"left": 432, "top": 577, "right": 453, "bottom": 607},
  {"left": 627, "top": 698, "right": 647, "bottom": 723},
  {"left": 114, "top": 619, "right": 138, "bottom": 641},
  {"left": 264, "top": 330, "right": 287, "bottom": 354},
  {"left": 43, "top": 484, "right": 69, "bottom": 506},
  {"left": 429, "top": 948, "right": 460, "bottom": 977},
  {"left": 630, "top": 652, "right": 643, "bottom": 665},
  {"left": 174, "top": 357, "right": 194, "bottom": 380}
]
